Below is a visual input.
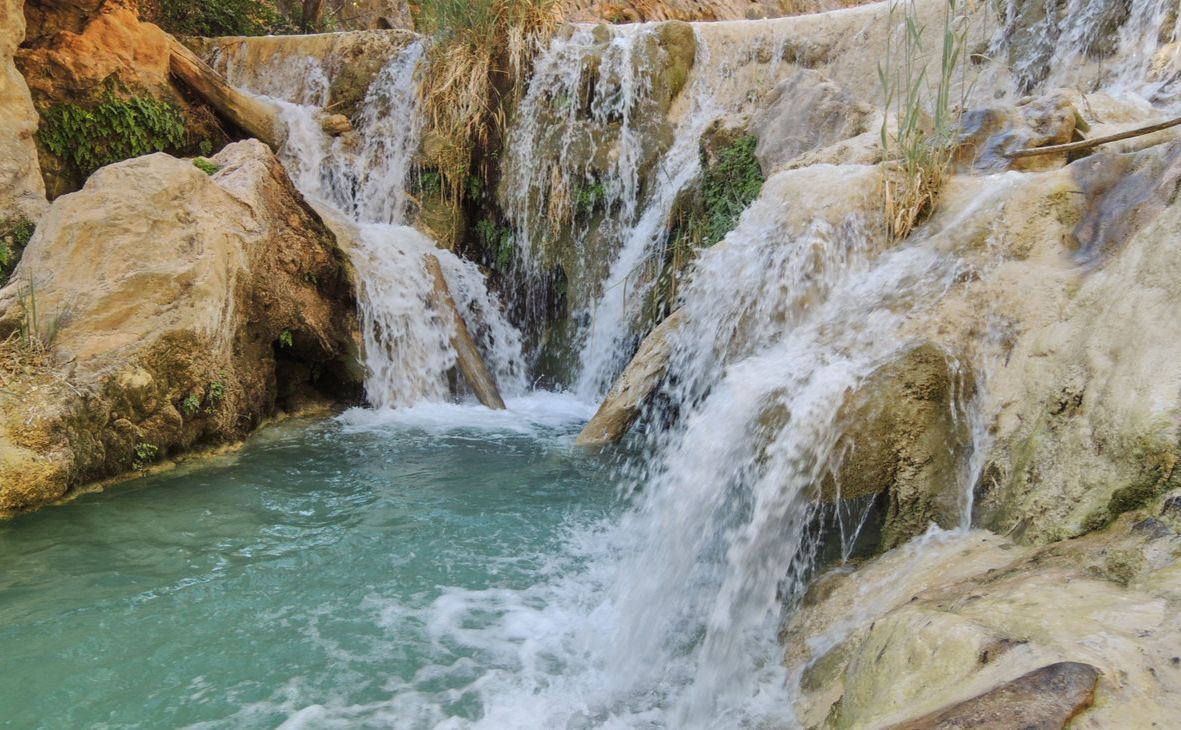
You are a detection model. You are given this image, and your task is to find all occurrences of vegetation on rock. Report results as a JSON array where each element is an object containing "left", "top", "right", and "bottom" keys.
[
  {"left": 38, "top": 94, "right": 188, "bottom": 181},
  {"left": 156, "top": 0, "right": 291, "bottom": 36},
  {"left": 0, "top": 219, "right": 34, "bottom": 286}
]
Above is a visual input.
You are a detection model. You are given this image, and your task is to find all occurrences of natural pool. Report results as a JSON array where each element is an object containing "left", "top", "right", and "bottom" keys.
[{"left": 0, "top": 395, "right": 636, "bottom": 728}]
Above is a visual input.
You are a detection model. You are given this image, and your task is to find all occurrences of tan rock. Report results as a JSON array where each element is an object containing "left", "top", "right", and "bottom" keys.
[
  {"left": 577, "top": 309, "right": 684, "bottom": 446},
  {"left": 0, "top": 141, "right": 362, "bottom": 515},
  {"left": 0, "top": 0, "right": 49, "bottom": 221}
]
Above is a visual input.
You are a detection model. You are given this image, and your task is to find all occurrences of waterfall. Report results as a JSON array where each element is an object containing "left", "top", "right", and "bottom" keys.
[
  {"left": 502, "top": 21, "right": 800, "bottom": 399},
  {"left": 216, "top": 40, "right": 527, "bottom": 407}
]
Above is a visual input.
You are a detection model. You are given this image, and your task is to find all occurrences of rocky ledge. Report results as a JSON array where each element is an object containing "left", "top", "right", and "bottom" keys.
[{"left": 0, "top": 141, "right": 363, "bottom": 515}]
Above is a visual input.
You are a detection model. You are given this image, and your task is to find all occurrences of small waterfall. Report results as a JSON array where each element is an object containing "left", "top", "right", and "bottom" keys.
[
  {"left": 502, "top": 21, "right": 800, "bottom": 399},
  {"left": 218, "top": 40, "right": 526, "bottom": 407}
]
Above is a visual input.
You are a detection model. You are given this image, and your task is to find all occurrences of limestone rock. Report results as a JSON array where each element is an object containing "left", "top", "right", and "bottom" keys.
[
  {"left": 956, "top": 93, "right": 1085, "bottom": 173},
  {"left": 0, "top": 141, "right": 362, "bottom": 514},
  {"left": 577, "top": 309, "right": 684, "bottom": 446},
  {"left": 750, "top": 69, "right": 873, "bottom": 173},
  {"left": 887, "top": 662, "right": 1100, "bottom": 730},
  {"left": 823, "top": 344, "right": 972, "bottom": 550},
  {"left": 0, "top": 0, "right": 49, "bottom": 221},
  {"left": 785, "top": 524, "right": 1181, "bottom": 729}
]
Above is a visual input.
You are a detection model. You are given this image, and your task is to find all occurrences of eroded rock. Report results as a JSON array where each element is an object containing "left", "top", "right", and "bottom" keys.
[
  {"left": 0, "top": 141, "right": 362, "bottom": 514},
  {"left": 0, "top": 0, "right": 48, "bottom": 221},
  {"left": 750, "top": 69, "right": 873, "bottom": 173}
]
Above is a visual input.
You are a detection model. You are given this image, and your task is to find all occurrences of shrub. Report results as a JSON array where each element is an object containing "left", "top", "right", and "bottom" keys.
[
  {"left": 0, "top": 219, "right": 34, "bottom": 286},
  {"left": 157, "top": 0, "right": 289, "bottom": 37},
  {"left": 39, "top": 95, "right": 188, "bottom": 180},
  {"left": 193, "top": 158, "right": 222, "bottom": 175},
  {"left": 699, "top": 135, "right": 764, "bottom": 247}
]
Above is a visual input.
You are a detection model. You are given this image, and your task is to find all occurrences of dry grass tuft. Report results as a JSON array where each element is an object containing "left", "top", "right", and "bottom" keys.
[{"left": 415, "top": 0, "right": 564, "bottom": 202}]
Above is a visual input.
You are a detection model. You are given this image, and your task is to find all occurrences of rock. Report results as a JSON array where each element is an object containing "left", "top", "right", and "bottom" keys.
[
  {"left": 956, "top": 93, "right": 1086, "bottom": 173},
  {"left": 194, "top": 30, "right": 419, "bottom": 121},
  {"left": 577, "top": 309, "right": 684, "bottom": 446},
  {"left": 749, "top": 69, "right": 874, "bottom": 173},
  {"left": 16, "top": 0, "right": 233, "bottom": 197},
  {"left": 887, "top": 662, "right": 1100, "bottom": 730},
  {"left": 0, "top": 0, "right": 49, "bottom": 221},
  {"left": 823, "top": 343, "right": 973, "bottom": 550},
  {"left": 0, "top": 141, "right": 362, "bottom": 514},
  {"left": 785, "top": 526, "right": 1181, "bottom": 729}
]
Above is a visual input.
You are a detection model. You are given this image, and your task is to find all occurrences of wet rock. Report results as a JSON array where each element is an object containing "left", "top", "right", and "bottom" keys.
[
  {"left": 0, "top": 141, "right": 362, "bottom": 514},
  {"left": 749, "top": 69, "right": 873, "bottom": 173},
  {"left": 0, "top": 0, "right": 48, "bottom": 221},
  {"left": 956, "top": 93, "right": 1085, "bottom": 173},
  {"left": 887, "top": 662, "right": 1100, "bottom": 730},
  {"left": 1070, "top": 138, "right": 1181, "bottom": 264},
  {"left": 577, "top": 310, "right": 684, "bottom": 446},
  {"left": 823, "top": 343, "right": 973, "bottom": 550}
]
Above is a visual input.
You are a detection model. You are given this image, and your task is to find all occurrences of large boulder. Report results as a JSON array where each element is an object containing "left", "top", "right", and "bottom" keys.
[
  {"left": 749, "top": 69, "right": 873, "bottom": 173},
  {"left": 0, "top": 0, "right": 48, "bottom": 221},
  {"left": 0, "top": 141, "right": 362, "bottom": 514}
]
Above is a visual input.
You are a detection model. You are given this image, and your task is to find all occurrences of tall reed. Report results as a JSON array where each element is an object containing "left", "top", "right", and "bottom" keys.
[{"left": 878, "top": 0, "right": 970, "bottom": 241}]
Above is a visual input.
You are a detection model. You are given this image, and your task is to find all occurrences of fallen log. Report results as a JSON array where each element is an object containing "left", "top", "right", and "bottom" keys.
[
  {"left": 423, "top": 254, "right": 507, "bottom": 410},
  {"left": 167, "top": 38, "right": 283, "bottom": 150},
  {"left": 1007, "top": 114, "right": 1181, "bottom": 159}
]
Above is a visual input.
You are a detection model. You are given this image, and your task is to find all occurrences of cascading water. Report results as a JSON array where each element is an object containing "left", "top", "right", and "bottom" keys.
[
  {"left": 216, "top": 40, "right": 526, "bottom": 408},
  {"left": 502, "top": 21, "right": 801, "bottom": 399}
]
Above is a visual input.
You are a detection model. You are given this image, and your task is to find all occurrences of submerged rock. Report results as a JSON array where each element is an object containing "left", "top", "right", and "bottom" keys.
[{"left": 0, "top": 141, "right": 362, "bottom": 515}]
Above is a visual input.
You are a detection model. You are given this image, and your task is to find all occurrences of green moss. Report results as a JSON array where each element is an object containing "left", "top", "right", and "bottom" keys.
[
  {"left": 0, "top": 219, "right": 34, "bottom": 286},
  {"left": 193, "top": 158, "right": 221, "bottom": 176},
  {"left": 574, "top": 179, "right": 607, "bottom": 218},
  {"left": 39, "top": 95, "right": 188, "bottom": 180},
  {"left": 475, "top": 218, "right": 516, "bottom": 271},
  {"left": 413, "top": 168, "right": 444, "bottom": 198}
]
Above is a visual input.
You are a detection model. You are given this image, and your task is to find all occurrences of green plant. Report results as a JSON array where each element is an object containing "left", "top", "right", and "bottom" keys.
[
  {"left": 279, "top": 329, "right": 294, "bottom": 348},
  {"left": 303, "top": 272, "right": 319, "bottom": 286},
  {"left": 39, "top": 94, "right": 188, "bottom": 180},
  {"left": 133, "top": 442, "right": 159, "bottom": 470},
  {"left": 699, "top": 136, "right": 764, "bottom": 247},
  {"left": 475, "top": 218, "right": 516, "bottom": 271},
  {"left": 574, "top": 179, "right": 607, "bottom": 217},
  {"left": 0, "top": 218, "right": 34, "bottom": 285},
  {"left": 878, "top": 0, "right": 971, "bottom": 241},
  {"left": 413, "top": 168, "right": 444, "bottom": 198},
  {"left": 199, "top": 139, "right": 215, "bottom": 156},
  {"left": 193, "top": 158, "right": 221, "bottom": 176},
  {"left": 207, "top": 380, "right": 226, "bottom": 412},
  {"left": 182, "top": 393, "right": 201, "bottom": 416},
  {"left": 157, "top": 0, "right": 290, "bottom": 36}
]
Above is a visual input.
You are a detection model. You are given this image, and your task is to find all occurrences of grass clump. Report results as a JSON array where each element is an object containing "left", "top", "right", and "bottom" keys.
[
  {"left": 699, "top": 135, "right": 764, "bottom": 247},
  {"left": 414, "top": 0, "right": 563, "bottom": 201},
  {"left": 39, "top": 94, "right": 188, "bottom": 181},
  {"left": 193, "top": 158, "right": 222, "bottom": 176},
  {"left": 878, "top": 0, "right": 970, "bottom": 241}
]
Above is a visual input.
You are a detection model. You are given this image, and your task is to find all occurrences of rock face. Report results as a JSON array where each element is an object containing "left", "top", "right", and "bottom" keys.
[
  {"left": 16, "top": 0, "right": 234, "bottom": 198},
  {"left": 577, "top": 309, "right": 684, "bottom": 446},
  {"left": 0, "top": 141, "right": 362, "bottom": 514},
  {"left": 0, "top": 0, "right": 48, "bottom": 221}
]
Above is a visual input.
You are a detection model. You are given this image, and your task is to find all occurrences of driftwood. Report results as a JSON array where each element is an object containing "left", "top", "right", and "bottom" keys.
[
  {"left": 167, "top": 38, "right": 283, "bottom": 149},
  {"left": 423, "top": 254, "right": 507, "bottom": 410},
  {"left": 1007, "top": 115, "right": 1181, "bottom": 159}
]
